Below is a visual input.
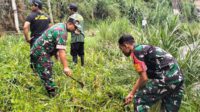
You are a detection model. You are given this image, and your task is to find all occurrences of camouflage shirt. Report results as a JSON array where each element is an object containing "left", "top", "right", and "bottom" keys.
[
  {"left": 31, "top": 23, "right": 67, "bottom": 57},
  {"left": 131, "top": 44, "right": 182, "bottom": 80}
]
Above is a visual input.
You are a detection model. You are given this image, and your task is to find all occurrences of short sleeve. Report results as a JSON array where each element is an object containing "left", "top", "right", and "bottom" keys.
[
  {"left": 26, "top": 14, "right": 34, "bottom": 23},
  {"left": 55, "top": 30, "right": 67, "bottom": 50},
  {"left": 48, "top": 17, "right": 51, "bottom": 24},
  {"left": 131, "top": 52, "right": 147, "bottom": 73}
]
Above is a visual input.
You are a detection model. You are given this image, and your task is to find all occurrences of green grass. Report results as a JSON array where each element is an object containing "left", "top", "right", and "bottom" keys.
[
  {"left": 0, "top": 34, "right": 135, "bottom": 112},
  {"left": 0, "top": 19, "right": 200, "bottom": 111},
  {"left": 1, "top": 0, "right": 200, "bottom": 111}
]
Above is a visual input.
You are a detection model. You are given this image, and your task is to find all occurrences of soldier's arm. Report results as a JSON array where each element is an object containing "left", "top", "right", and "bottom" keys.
[
  {"left": 58, "top": 49, "right": 68, "bottom": 68},
  {"left": 55, "top": 29, "right": 71, "bottom": 76},
  {"left": 23, "top": 21, "right": 31, "bottom": 43},
  {"left": 49, "top": 23, "right": 53, "bottom": 28},
  {"left": 58, "top": 49, "right": 72, "bottom": 76},
  {"left": 48, "top": 16, "right": 53, "bottom": 28},
  {"left": 125, "top": 52, "right": 148, "bottom": 105},
  {"left": 130, "top": 71, "right": 148, "bottom": 95},
  {"left": 125, "top": 71, "right": 148, "bottom": 105}
]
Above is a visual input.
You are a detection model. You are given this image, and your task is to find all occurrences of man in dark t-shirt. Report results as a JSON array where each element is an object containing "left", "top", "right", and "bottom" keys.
[{"left": 23, "top": 0, "right": 51, "bottom": 47}]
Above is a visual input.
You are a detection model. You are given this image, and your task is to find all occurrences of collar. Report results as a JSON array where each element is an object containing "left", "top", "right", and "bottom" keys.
[
  {"left": 64, "top": 23, "right": 67, "bottom": 32},
  {"left": 134, "top": 44, "right": 139, "bottom": 49}
]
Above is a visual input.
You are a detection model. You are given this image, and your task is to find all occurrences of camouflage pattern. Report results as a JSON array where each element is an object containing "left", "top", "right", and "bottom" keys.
[
  {"left": 69, "top": 12, "right": 84, "bottom": 43},
  {"left": 31, "top": 23, "right": 67, "bottom": 96},
  {"left": 131, "top": 44, "right": 184, "bottom": 112}
]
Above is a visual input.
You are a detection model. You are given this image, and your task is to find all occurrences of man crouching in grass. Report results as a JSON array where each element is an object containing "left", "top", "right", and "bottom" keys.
[{"left": 118, "top": 34, "right": 184, "bottom": 112}]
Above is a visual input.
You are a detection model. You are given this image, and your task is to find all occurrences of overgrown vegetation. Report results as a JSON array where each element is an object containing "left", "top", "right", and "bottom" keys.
[{"left": 0, "top": 0, "right": 200, "bottom": 112}]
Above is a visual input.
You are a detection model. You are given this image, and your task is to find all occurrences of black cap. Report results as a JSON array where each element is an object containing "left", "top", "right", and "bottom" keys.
[
  {"left": 68, "top": 3, "right": 77, "bottom": 11},
  {"left": 32, "top": 0, "right": 42, "bottom": 9}
]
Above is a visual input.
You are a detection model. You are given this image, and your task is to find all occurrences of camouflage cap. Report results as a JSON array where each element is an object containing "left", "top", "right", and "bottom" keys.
[{"left": 67, "top": 17, "right": 81, "bottom": 30}]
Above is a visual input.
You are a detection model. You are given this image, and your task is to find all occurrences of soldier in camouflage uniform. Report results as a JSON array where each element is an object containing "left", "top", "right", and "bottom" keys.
[
  {"left": 31, "top": 17, "right": 81, "bottom": 97},
  {"left": 118, "top": 34, "right": 184, "bottom": 112},
  {"left": 68, "top": 3, "right": 85, "bottom": 66}
]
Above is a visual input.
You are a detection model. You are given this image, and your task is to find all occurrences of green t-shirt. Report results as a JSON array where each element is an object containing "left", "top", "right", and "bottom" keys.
[{"left": 70, "top": 12, "right": 84, "bottom": 43}]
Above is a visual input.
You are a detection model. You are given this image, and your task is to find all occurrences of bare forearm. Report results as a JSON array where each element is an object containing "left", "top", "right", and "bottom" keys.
[
  {"left": 130, "top": 72, "right": 148, "bottom": 95},
  {"left": 130, "top": 78, "right": 145, "bottom": 95},
  {"left": 49, "top": 23, "right": 53, "bottom": 28},
  {"left": 23, "top": 28, "right": 29, "bottom": 40},
  {"left": 58, "top": 50, "right": 68, "bottom": 68},
  {"left": 59, "top": 50, "right": 72, "bottom": 76},
  {"left": 125, "top": 61, "right": 148, "bottom": 104},
  {"left": 125, "top": 76, "right": 147, "bottom": 105},
  {"left": 23, "top": 21, "right": 30, "bottom": 42}
]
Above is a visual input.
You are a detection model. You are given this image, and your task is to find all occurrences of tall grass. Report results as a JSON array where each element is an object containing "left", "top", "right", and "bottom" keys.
[
  {"left": 0, "top": 33, "right": 136, "bottom": 111},
  {"left": 1, "top": 0, "right": 200, "bottom": 111},
  {"left": 96, "top": 13, "right": 200, "bottom": 112},
  {"left": 98, "top": 18, "right": 132, "bottom": 43},
  {"left": 0, "top": 20, "right": 200, "bottom": 112}
]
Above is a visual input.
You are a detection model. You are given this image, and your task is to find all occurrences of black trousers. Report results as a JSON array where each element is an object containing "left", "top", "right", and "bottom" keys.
[
  {"left": 70, "top": 42, "right": 84, "bottom": 56},
  {"left": 70, "top": 42, "right": 84, "bottom": 66},
  {"left": 30, "top": 37, "right": 39, "bottom": 69}
]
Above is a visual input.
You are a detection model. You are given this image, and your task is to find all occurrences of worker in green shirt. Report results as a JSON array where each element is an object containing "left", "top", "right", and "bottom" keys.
[{"left": 68, "top": 3, "right": 85, "bottom": 66}]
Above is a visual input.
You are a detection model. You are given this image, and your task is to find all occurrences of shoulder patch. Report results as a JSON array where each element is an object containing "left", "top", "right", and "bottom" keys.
[{"left": 130, "top": 52, "right": 147, "bottom": 73}]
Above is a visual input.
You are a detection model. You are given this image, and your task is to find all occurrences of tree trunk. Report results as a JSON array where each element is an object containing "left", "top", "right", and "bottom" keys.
[
  {"left": 11, "top": 0, "right": 21, "bottom": 33},
  {"left": 47, "top": 0, "right": 54, "bottom": 24}
]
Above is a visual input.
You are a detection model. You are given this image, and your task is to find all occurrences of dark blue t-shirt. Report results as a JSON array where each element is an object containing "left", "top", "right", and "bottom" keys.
[{"left": 26, "top": 11, "right": 50, "bottom": 38}]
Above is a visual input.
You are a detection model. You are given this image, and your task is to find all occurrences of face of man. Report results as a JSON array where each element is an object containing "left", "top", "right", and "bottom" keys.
[
  {"left": 31, "top": 4, "right": 39, "bottom": 12},
  {"left": 66, "top": 22, "right": 76, "bottom": 32},
  {"left": 119, "top": 44, "right": 132, "bottom": 57},
  {"left": 68, "top": 9, "right": 74, "bottom": 15}
]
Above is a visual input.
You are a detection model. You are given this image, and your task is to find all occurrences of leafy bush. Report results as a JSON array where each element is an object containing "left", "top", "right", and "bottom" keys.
[
  {"left": 180, "top": 1, "right": 198, "bottom": 22},
  {"left": 1, "top": 0, "right": 200, "bottom": 112},
  {"left": 98, "top": 18, "right": 132, "bottom": 43},
  {"left": 94, "top": 0, "right": 120, "bottom": 20}
]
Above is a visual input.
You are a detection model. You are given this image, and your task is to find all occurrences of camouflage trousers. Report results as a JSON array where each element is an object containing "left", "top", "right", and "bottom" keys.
[
  {"left": 31, "top": 54, "right": 56, "bottom": 97},
  {"left": 134, "top": 63, "right": 184, "bottom": 112}
]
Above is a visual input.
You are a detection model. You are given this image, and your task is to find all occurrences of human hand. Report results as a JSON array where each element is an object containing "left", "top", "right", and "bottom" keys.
[
  {"left": 25, "top": 38, "right": 31, "bottom": 43},
  {"left": 64, "top": 67, "right": 72, "bottom": 77},
  {"left": 124, "top": 92, "right": 134, "bottom": 105},
  {"left": 75, "top": 29, "right": 80, "bottom": 34}
]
